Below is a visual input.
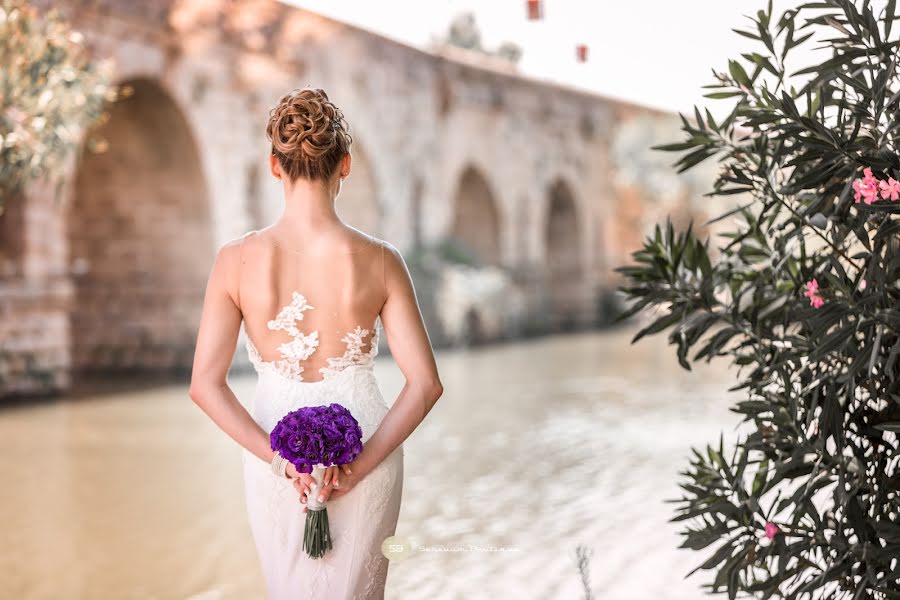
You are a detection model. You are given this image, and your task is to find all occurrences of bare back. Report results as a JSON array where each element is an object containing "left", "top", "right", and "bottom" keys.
[{"left": 237, "top": 228, "right": 386, "bottom": 384}]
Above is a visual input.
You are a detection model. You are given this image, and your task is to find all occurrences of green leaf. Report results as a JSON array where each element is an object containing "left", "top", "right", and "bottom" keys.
[
  {"left": 728, "top": 59, "right": 751, "bottom": 86},
  {"left": 631, "top": 310, "right": 684, "bottom": 343},
  {"left": 703, "top": 91, "right": 744, "bottom": 99},
  {"left": 751, "top": 459, "right": 770, "bottom": 496}
]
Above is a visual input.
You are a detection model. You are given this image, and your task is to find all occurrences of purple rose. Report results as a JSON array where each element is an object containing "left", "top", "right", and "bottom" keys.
[{"left": 270, "top": 402, "right": 364, "bottom": 473}]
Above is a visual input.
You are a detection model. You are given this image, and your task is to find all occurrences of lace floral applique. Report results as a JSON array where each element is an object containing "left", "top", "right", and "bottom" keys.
[
  {"left": 319, "top": 320, "right": 381, "bottom": 380},
  {"left": 245, "top": 291, "right": 380, "bottom": 383},
  {"left": 355, "top": 551, "right": 389, "bottom": 600},
  {"left": 262, "top": 291, "right": 319, "bottom": 380},
  {"left": 267, "top": 291, "right": 312, "bottom": 330},
  {"left": 361, "top": 452, "right": 399, "bottom": 521}
]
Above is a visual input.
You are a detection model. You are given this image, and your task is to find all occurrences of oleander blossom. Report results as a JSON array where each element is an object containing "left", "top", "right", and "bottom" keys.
[
  {"left": 880, "top": 176, "right": 900, "bottom": 201},
  {"left": 270, "top": 403, "right": 364, "bottom": 474},
  {"left": 803, "top": 278, "right": 825, "bottom": 309},
  {"left": 852, "top": 166, "right": 900, "bottom": 204},
  {"left": 853, "top": 167, "right": 880, "bottom": 204}
]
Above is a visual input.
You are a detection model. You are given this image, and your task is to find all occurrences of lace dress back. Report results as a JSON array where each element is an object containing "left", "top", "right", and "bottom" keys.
[
  {"left": 236, "top": 228, "right": 403, "bottom": 600},
  {"left": 239, "top": 228, "right": 385, "bottom": 384}
]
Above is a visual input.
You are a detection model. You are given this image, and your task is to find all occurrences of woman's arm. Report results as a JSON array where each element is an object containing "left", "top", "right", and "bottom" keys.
[
  {"left": 188, "top": 238, "right": 276, "bottom": 465},
  {"left": 353, "top": 241, "right": 444, "bottom": 477}
]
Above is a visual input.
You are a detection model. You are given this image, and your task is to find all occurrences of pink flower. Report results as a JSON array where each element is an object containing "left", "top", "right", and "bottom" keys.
[
  {"left": 879, "top": 177, "right": 900, "bottom": 201},
  {"left": 853, "top": 167, "right": 880, "bottom": 204},
  {"left": 804, "top": 278, "right": 825, "bottom": 309},
  {"left": 859, "top": 278, "right": 867, "bottom": 290},
  {"left": 764, "top": 522, "right": 780, "bottom": 540}
]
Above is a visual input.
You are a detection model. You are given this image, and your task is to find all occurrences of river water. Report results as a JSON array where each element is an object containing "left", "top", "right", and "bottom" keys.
[{"left": 0, "top": 327, "right": 739, "bottom": 600}]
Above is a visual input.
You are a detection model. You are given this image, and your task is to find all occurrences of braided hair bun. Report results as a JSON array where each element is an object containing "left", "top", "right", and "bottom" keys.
[{"left": 266, "top": 87, "right": 352, "bottom": 181}]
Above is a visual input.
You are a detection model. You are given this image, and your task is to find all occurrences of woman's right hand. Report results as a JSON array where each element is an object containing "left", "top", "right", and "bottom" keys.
[
  {"left": 288, "top": 464, "right": 352, "bottom": 512},
  {"left": 285, "top": 463, "right": 315, "bottom": 501}
]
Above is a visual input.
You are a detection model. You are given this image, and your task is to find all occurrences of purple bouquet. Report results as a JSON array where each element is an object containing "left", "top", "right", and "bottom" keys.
[{"left": 270, "top": 403, "right": 364, "bottom": 558}]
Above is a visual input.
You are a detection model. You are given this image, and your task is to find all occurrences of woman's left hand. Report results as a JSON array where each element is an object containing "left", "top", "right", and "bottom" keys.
[
  {"left": 294, "top": 457, "right": 372, "bottom": 511},
  {"left": 292, "top": 462, "right": 357, "bottom": 512},
  {"left": 326, "top": 458, "right": 368, "bottom": 501}
]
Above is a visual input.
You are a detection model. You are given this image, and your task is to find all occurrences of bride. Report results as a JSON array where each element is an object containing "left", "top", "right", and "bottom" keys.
[{"left": 188, "top": 87, "right": 444, "bottom": 599}]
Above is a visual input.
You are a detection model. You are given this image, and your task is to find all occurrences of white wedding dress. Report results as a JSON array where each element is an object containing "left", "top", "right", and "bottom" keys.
[{"left": 236, "top": 229, "right": 404, "bottom": 599}]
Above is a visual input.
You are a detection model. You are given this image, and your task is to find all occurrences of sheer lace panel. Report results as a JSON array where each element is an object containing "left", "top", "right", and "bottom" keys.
[{"left": 238, "top": 228, "right": 385, "bottom": 384}]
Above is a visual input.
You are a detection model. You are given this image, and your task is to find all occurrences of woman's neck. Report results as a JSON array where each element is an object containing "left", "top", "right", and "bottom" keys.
[{"left": 276, "top": 178, "right": 342, "bottom": 235}]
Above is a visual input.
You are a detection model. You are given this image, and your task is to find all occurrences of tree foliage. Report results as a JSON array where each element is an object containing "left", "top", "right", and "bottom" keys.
[
  {"left": 0, "top": 0, "right": 116, "bottom": 206},
  {"left": 617, "top": 1, "right": 900, "bottom": 597}
]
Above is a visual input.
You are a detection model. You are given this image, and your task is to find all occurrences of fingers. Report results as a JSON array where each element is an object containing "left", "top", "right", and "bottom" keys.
[
  {"left": 292, "top": 478, "right": 311, "bottom": 502},
  {"left": 323, "top": 466, "right": 341, "bottom": 489},
  {"left": 291, "top": 467, "right": 353, "bottom": 507},
  {"left": 293, "top": 474, "right": 328, "bottom": 504},
  {"left": 293, "top": 475, "right": 321, "bottom": 511},
  {"left": 319, "top": 482, "right": 332, "bottom": 503}
]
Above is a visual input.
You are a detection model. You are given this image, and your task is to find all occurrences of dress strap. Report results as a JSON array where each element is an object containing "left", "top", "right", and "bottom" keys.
[
  {"left": 236, "top": 229, "right": 258, "bottom": 312},
  {"left": 237, "top": 232, "right": 244, "bottom": 310}
]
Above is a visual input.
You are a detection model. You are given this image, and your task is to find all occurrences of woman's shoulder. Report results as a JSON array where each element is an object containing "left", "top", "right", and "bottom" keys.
[
  {"left": 343, "top": 226, "right": 395, "bottom": 258},
  {"left": 240, "top": 228, "right": 263, "bottom": 244},
  {"left": 231, "top": 228, "right": 278, "bottom": 258},
  {"left": 215, "top": 230, "right": 254, "bottom": 255},
  {"left": 376, "top": 239, "right": 414, "bottom": 286},
  {"left": 211, "top": 230, "right": 262, "bottom": 273},
  {"left": 359, "top": 234, "right": 403, "bottom": 267}
]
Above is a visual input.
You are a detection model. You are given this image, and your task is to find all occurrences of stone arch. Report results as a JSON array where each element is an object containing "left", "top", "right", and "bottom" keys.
[
  {"left": 545, "top": 178, "right": 584, "bottom": 328},
  {"left": 0, "top": 193, "right": 25, "bottom": 277},
  {"left": 410, "top": 176, "right": 425, "bottom": 251},
  {"left": 449, "top": 165, "right": 502, "bottom": 266},
  {"left": 67, "top": 77, "right": 213, "bottom": 373},
  {"left": 338, "top": 142, "right": 381, "bottom": 235},
  {"left": 516, "top": 194, "right": 531, "bottom": 269}
]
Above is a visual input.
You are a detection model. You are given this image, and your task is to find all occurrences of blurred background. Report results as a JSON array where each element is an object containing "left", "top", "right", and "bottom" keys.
[{"left": 0, "top": 0, "right": 776, "bottom": 598}]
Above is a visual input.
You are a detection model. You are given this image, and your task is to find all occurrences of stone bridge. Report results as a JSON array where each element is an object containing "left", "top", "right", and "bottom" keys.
[{"left": 1, "top": 0, "right": 682, "bottom": 396}]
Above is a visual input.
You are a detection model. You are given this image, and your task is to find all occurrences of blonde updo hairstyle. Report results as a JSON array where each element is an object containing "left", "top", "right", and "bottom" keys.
[{"left": 266, "top": 87, "right": 353, "bottom": 182}]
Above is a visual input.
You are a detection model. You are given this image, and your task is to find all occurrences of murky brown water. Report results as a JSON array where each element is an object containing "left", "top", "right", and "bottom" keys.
[{"left": 0, "top": 328, "right": 738, "bottom": 600}]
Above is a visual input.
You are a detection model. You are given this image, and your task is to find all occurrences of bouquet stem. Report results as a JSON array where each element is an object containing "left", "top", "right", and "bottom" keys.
[{"left": 303, "top": 464, "right": 333, "bottom": 559}]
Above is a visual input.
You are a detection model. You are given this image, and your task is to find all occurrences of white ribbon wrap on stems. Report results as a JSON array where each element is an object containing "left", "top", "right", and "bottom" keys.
[{"left": 306, "top": 463, "right": 327, "bottom": 511}]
